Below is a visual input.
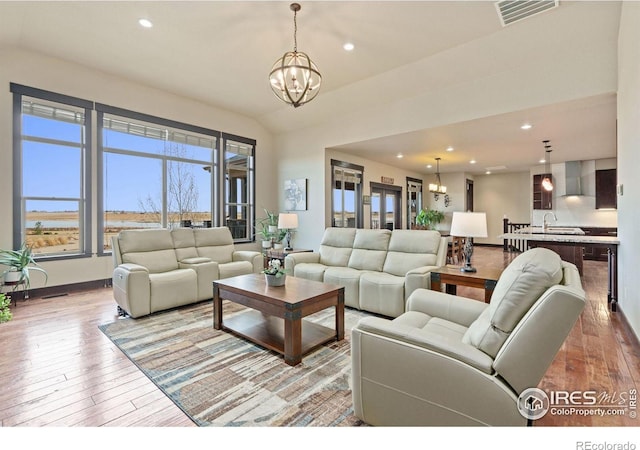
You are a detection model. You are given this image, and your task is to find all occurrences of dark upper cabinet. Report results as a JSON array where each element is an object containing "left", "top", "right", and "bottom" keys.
[
  {"left": 533, "top": 173, "right": 552, "bottom": 210},
  {"left": 595, "top": 169, "right": 617, "bottom": 209}
]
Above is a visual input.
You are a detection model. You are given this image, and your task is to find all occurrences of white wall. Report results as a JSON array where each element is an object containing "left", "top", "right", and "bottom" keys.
[
  {"left": 474, "top": 172, "right": 530, "bottom": 245},
  {"left": 617, "top": 2, "right": 640, "bottom": 339},
  {"left": 0, "top": 48, "right": 276, "bottom": 289}
]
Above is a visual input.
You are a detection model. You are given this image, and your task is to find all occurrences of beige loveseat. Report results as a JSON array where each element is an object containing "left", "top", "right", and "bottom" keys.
[
  {"left": 351, "top": 247, "right": 586, "bottom": 426},
  {"left": 285, "top": 228, "right": 447, "bottom": 318},
  {"left": 111, "top": 227, "right": 262, "bottom": 318}
]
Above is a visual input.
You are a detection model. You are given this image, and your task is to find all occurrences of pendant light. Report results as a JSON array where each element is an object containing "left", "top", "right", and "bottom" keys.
[
  {"left": 429, "top": 157, "right": 447, "bottom": 195},
  {"left": 269, "top": 3, "right": 322, "bottom": 108},
  {"left": 541, "top": 140, "right": 553, "bottom": 191}
]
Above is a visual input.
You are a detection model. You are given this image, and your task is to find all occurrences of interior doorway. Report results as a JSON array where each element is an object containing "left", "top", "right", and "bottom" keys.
[{"left": 370, "top": 182, "right": 402, "bottom": 230}]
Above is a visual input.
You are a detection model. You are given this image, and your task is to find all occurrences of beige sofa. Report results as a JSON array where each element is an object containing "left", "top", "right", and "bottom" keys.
[
  {"left": 111, "top": 227, "right": 262, "bottom": 318},
  {"left": 351, "top": 247, "right": 586, "bottom": 426},
  {"left": 285, "top": 228, "right": 447, "bottom": 318}
]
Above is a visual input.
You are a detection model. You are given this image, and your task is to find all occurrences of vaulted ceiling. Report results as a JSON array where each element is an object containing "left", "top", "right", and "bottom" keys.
[{"left": 0, "top": 1, "right": 621, "bottom": 174}]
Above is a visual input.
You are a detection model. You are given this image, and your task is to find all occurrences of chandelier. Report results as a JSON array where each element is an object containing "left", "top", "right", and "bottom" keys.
[
  {"left": 542, "top": 140, "right": 554, "bottom": 191},
  {"left": 269, "top": 3, "right": 322, "bottom": 108},
  {"left": 429, "top": 157, "right": 447, "bottom": 194}
]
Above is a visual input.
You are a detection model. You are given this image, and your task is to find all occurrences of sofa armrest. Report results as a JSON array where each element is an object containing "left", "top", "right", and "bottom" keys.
[
  {"left": 232, "top": 250, "right": 263, "bottom": 273},
  {"left": 406, "top": 288, "right": 488, "bottom": 328},
  {"left": 404, "top": 265, "right": 438, "bottom": 298},
  {"left": 284, "top": 252, "right": 320, "bottom": 274},
  {"left": 179, "top": 260, "right": 219, "bottom": 300},
  {"left": 112, "top": 264, "right": 151, "bottom": 318},
  {"left": 355, "top": 316, "right": 494, "bottom": 373}
]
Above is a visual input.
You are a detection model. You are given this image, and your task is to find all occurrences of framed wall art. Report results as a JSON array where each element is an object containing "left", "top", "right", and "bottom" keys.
[{"left": 284, "top": 178, "right": 307, "bottom": 211}]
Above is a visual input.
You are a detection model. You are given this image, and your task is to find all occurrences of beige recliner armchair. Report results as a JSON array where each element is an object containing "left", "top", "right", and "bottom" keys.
[{"left": 351, "top": 247, "right": 586, "bottom": 426}]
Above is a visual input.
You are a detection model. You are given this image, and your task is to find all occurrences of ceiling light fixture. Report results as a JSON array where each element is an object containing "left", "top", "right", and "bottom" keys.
[
  {"left": 446, "top": 146, "right": 454, "bottom": 152},
  {"left": 521, "top": 123, "right": 532, "bottom": 130},
  {"left": 343, "top": 42, "right": 355, "bottom": 51},
  {"left": 470, "top": 160, "right": 477, "bottom": 164},
  {"left": 397, "top": 153, "right": 403, "bottom": 158},
  {"left": 541, "top": 140, "right": 554, "bottom": 191},
  {"left": 429, "top": 157, "right": 447, "bottom": 195},
  {"left": 138, "top": 18, "right": 153, "bottom": 28},
  {"left": 269, "top": 3, "right": 322, "bottom": 108}
]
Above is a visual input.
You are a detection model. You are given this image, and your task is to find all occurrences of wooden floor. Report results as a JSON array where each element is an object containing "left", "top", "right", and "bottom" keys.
[{"left": 0, "top": 246, "right": 638, "bottom": 427}]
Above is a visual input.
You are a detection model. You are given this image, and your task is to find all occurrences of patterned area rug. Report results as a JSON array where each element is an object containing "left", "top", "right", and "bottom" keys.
[{"left": 99, "top": 300, "right": 369, "bottom": 427}]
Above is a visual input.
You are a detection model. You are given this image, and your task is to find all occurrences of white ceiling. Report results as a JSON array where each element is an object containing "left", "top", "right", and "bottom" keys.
[{"left": 0, "top": 1, "right": 621, "bottom": 175}]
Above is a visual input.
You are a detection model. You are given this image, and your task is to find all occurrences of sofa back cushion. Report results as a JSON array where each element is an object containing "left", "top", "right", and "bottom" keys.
[
  {"left": 348, "top": 229, "right": 391, "bottom": 271},
  {"left": 462, "top": 247, "right": 564, "bottom": 358},
  {"left": 318, "top": 228, "right": 357, "bottom": 267},
  {"left": 171, "top": 228, "right": 199, "bottom": 261},
  {"left": 194, "top": 227, "right": 235, "bottom": 263},
  {"left": 383, "top": 230, "right": 441, "bottom": 276},
  {"left": 117, "top": 229, "right": 179, "bottom": 273}
]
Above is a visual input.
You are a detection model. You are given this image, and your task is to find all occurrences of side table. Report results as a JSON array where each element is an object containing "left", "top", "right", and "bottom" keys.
[
  {"left": 264, "top": 248, "right": 312, "bottom": 269},
  {"left": 430, "top": 265, "right": 502, "bottom": 303}
]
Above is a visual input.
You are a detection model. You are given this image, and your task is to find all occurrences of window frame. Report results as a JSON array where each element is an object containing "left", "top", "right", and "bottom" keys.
[
  {"left": 11, "top": 83, "right": 93, "bottom": 260},
  {"left": 96, "top": 103, "right": 223, "bottom": 255}
]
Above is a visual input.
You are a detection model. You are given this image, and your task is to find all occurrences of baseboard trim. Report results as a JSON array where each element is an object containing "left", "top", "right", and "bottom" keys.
[
  {"left": 10, "top": 278, "right": 112, "bottom": 301},
  {"left": 615, "top": 303, "right": 640, "bottom": 349}
]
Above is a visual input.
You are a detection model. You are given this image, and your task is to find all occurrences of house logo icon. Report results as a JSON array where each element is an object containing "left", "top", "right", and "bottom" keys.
[{"left": 517, "top": 388, "right": 550, "bottom": 421}]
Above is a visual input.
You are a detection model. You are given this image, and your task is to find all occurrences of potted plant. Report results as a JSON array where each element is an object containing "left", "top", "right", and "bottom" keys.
[
  {"left": 0, "top": 293, "right": 12, "bottom": 323},
  {"left": 263, "top": 259, "right": 286, "bottom": 286},
  {"left": 415, "top": 209, "right": 445, "bottom": 230},
  {"left": 0, "top": 242, "right": 48, "bottom": 288}
]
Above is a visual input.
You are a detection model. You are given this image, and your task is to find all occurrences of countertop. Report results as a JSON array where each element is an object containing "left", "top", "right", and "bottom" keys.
[
  {"left": 515, "top": 226, "right": 585, "bottom": 235},
  {"left": 499, "top": 232, "right": 619, "bottom": 245}
]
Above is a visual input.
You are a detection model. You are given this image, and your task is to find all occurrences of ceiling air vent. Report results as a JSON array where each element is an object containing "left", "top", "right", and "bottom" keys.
[{"left": 495, "top": 0, "right": 559, "bottom": 27}]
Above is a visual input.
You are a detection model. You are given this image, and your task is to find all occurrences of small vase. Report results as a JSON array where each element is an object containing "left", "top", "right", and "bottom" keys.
[{"left": 265, "top": 273, "right": 286, "bottom": 287}]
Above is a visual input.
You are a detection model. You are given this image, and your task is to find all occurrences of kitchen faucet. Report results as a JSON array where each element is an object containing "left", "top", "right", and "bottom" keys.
[{"left": 542, "top": 212, "right": 557, "bottom": 231}]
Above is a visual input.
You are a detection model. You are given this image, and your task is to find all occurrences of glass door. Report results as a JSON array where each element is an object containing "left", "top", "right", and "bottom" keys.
[{"left": 370, "top": 183, "right": 402, "bottom": 230}]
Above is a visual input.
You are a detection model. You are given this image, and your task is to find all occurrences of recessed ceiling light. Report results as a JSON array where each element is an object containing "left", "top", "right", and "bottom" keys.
[
  {"left": 486, "top": 171, "right": 491, "bottom": 175},
  {"left": 539, "top": 159, "right": 546, "bottom": 163},
  {"left": 426, "top": 164, "right": 432, "bottom": 169},
  {"left": 397, "top": 153, "right": 403, "bottom": 159},
  {"left": 470, "top": 160, "right": 476, "bottom": 164},
  {"left": 521, "top": 123, "right": 533, "bottom": 130},
  {"left": 343, "top": 42, "right": 355, "bottom": 51},
  {"left": 138, "top": 18, "right": 153, "bottom": 28},
  {"left": 446, "top": 146, "right": 454, "bottom": 152}
]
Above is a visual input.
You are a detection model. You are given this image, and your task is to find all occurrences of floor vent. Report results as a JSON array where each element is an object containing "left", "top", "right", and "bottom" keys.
[{"left": 495, "top": 0, "right": 559, "bottom": 27}]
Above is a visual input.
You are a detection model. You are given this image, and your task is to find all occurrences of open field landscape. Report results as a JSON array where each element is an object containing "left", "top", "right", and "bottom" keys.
[{"left": 24, "top": 211, "right": 211, "bottom": 254}]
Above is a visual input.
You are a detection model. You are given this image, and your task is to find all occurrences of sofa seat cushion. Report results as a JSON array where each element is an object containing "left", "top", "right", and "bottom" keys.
[
  {"left": 149, "top": 269, "right": 198, "bottom": 313},
  {"left": 324, "top": 266, "right": 369, "bottom": 309},
  {"left": 219, "top": 261, "right": 254, "bottom": 279},
  {"left": 357, "top": 314, "right": 494, "bottom": 374},
  {"left": 294, "top": 263, "right": 329, "bottom": 282},
  {"left": 360, "top": 272, "right": 406, "bottom": 318},
  {"left": 463, "top": 247, "right": 564, "bottom": 358}
]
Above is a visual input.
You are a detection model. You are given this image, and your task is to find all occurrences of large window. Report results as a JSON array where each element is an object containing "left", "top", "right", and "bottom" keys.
[
  {"left": 11, "top": 84, "right": 92, "bottom": 258},
  {"left": 98, "top": 106, "right": 219, "bottom": 252},
  {"left": 11, "top": 84, "right": 257, "bottom": 261},
  {"left": 331, "top": 160, "right": 364, "bottom": 228}
]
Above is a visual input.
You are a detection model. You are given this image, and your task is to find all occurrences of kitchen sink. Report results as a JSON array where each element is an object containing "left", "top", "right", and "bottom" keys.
[{"left": 527, "top": 226, "right": 585, "bottom": 235}]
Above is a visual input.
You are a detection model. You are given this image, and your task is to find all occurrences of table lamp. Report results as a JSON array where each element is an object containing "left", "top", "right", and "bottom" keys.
[
  {"left": 449, "top": 212, "right": 488, "bottom": 273},
  {"left": 278, "top": 213, "right": 299, "bottom": 251}
]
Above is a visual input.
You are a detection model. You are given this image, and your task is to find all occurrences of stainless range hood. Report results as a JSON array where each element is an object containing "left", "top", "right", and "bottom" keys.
[{"left": 561, "top": 161, "right": 582, "bottom": 196}]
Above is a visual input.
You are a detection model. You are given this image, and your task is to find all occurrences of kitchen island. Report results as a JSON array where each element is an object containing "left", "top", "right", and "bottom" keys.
[{"left": 499, "top": 230, "right": 620, "bottom": 311}]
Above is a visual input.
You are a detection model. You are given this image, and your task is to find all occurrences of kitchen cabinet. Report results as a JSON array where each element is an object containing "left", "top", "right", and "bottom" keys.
[
  {"left": 533, "top": 173, "right": 552, "bottom": 210},
  {"left": 595, "top": 169, "right": 617, "bottom": 209},
  {"left": 582, "top": 227, "right": 617, "bottom": 261}
]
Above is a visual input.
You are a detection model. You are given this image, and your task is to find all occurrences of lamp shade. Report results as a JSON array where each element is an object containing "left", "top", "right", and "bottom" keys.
[
  {"left": 278, "top": 213, "right": 299, "bottom": 229},
  {"left": 450, "top": 212, "right": 488, "bottom": 238}
]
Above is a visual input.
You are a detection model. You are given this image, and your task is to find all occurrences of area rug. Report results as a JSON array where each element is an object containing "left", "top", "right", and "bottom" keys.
[{"left": 99, "top": 300, "right": 369, "bottom": 427}]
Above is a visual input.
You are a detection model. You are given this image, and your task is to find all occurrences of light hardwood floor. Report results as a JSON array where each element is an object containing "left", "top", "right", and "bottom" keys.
[{"left": 0, "top": 246, "right": 638, "bottom": 427}]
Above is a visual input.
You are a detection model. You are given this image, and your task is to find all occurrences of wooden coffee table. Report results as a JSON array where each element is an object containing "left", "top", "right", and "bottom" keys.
[
  {"left": 430, "top": 265, "right": 503, "bottom": 303},
  {"left": 213, "top": 273, "right": 345, "bottom": 366}
]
